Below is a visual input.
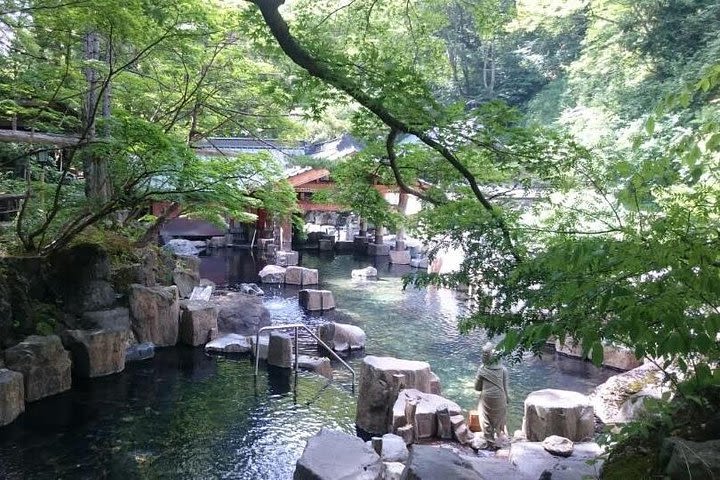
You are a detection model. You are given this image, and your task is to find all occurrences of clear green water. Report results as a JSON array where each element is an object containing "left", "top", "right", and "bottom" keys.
[{"left": 0, "top": 251, "right": 613, "bottom": 479}]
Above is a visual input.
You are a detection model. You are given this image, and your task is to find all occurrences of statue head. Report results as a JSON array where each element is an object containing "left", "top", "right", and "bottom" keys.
[{"left": 482, "top": 342, "right": 496, "bottom": 365}]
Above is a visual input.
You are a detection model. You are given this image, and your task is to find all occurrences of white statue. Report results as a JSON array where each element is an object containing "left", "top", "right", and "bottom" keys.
[{"left": 474, "top": 342, "right": 509, "bottom": 445}]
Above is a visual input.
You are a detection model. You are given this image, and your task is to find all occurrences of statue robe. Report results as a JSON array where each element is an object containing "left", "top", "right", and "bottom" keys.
[{"left": 474, "top": 364, "right": 509, "bottom": 441}]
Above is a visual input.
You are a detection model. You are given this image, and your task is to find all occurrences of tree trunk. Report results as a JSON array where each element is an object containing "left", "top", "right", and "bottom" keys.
[{"left": 82, "top": 32, "right": 111, "bottom": 202}]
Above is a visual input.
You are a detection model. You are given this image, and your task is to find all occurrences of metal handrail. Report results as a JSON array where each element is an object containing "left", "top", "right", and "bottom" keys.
[{"left": 254, "top": 323, "right": 356, "bottom": 390}]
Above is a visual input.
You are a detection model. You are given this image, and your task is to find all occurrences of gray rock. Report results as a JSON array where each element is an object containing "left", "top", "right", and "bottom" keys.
[
  {"left": 239, "top": 283, "right": 264, "bottom": 296},
  {"left": 436, "top": 407, "right": 453, "bottom": 440},
  {"left": 508, "top": 441, "right": 603, "bottom": 480},
  {"left": 384, "top": 462, "right": 405, "bottom": 480},
  {"left": 179, "top": 300, "right": 218, "bottom": 346},
  {"left": 47, "top": 243, "right": 116, "bottom": 313},
  {"left": 285, "top": 266, "right": 319, "bottom": 286},
  {"left": 61, "top": 329, "right": 126, "bottom": 378},
  {"left": 267, "top": 332, "right": 293, "bottom": 368},
  {"left": 588, "top": 363, "right": 665, "bottom": 424},
  {"left": 429, "top": 372, "right": 441, "bottom": 395},
  {"left": 351, "top": 266, "right": 378, "bottom": 279},
  {"left": 299, "top": 289, "right": 335, "bottom": 311},
  {"left": 0, "top": 368, "right": 24, "bottom": 426},
  {"left": 258, "top": 265, "right": 286, "bottom": 284},
  {"left": 391, "top": 389, "right": 462, "bottom": 438},
  {"left": 662, "top": 438, "right": 720, "bottom": 480},
  {"left": 294, "top": 428, "right": 383, "bottom": 480},
  {"left": 318, "top": 322, "right": 366, "bottom": 351},
  {"left": 296, "top": 355, "right": 333, "bottom": 379},
  {"left": 205, "top": 334, "right": 252, "bottom": 354},
  {"left": 356, "top": 356, "right": 433, "bottom": 435},
  {"left": 618, "top": 386, "right": 662, "bottom": 422},
  {"left": 4, "top": 335, "right": 72, "bottom": 402},
  {"left": 522, "top": 389, "right": 594, "bottom": 441},
  {"left": 81, "top": 307, "right": 134, "bottom": 350},
  {"left": 125, "top": 342, "right": 155, "bottom": 362},
  {"left": 542, "top": 435, "right": 574, "bottom": 457},
  {"left": 399, "top": 445, "right": 480, "bottom": 480},
  {"left": 163, "top": 239, "right": 200, "bottom": 256},
  {"left": 173, "top": 267, "right": 200, "bottom": 299},
  {"left": 555, "top": 338, "right": 642, "bottom": 371},
  {"left": 276, "top": 250, "right": 299, "bottom": 267},
  {"left": 381, "top": 433, "right": 409, "bottom": 463},
  {"left": 129, "top": 284, "right": 180, "bottom": 347},
  {"left": 211, "top": 292, "right": 271, "bottom": 335}
]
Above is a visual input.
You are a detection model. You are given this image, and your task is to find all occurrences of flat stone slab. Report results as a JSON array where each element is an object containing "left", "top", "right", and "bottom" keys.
[
  {"left": 205, "top": 334, "right": 252, "bottom": 354},
  {"left": 509, "top": 441, "right": 603, "bottom": 480},
  {"left": 402, "top": 445, "right": 484, "bottom": 480},
  {"left": 294, "top": 428, "right": 383, "bottom": 480}
]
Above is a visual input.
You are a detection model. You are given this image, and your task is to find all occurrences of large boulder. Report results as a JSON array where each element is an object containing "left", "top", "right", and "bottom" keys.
[
  {"left": 508, "top": 441, "right": 603, "bottom": 480},
  {"left": 47, "top": 243, "right": 116, "bottom": 313},
  {"left": 381, "top": 433, "right": 409, "bottom": 463},
  {"left": 61, "top": 329, "right": 126, "bottom": 378},
  {"left": 4, "top": 335, "right": 72, "bottom": 402},
  {"left": 129, "top": 284, "right": 180, "bottom": 347},
  {"left": 179, "top": 300, "right": 218, "bottom": 346},
  {"left": 293, "top": 428, "right": 383, "bottom": 480},
  {"left": 205, "top": 334, "right": 252, "bottom": 354},
  {"left": 662, "top": 437, "right": 720, "bottom": 480},
  {"left": 299, "top": 289, "right": 335, "bottom": 311},
  {"left": 318, "top": 322, "right": 366, "bottom": 351},
  {"left": 356, "top": 356, "right": 434, "bottom": 435},
  {"left": 352, "top": 266, "right": 378, "bottom": 279},
  {"left": 211, "top": 292, "right": 271, "bottom": 335},
  {"left": 285, "top": 266, "right": 319, "bottom": 286},
  {"left": 0, "top": 368, "right": 24, "bottom": 426},
  {"left": 81, "top": 307, "right": 135, "bottom": 350},
  {"left": 173, "top": 267, "right": 200, "bottom": 299},
  {"left": 400, "top": 445, "right": 483, "bottom": 480},
  {"left": 588, "top": 363, "right": 665, "bottom": 424},
  {"left": 391, "top": 389, "right": 462, "bottom": 439},
  {"left": 258, "top": 265, "right": 286, "bottom": 284},
  {"left": 522, "top": 389, "right": 595, "bottom": 441}
]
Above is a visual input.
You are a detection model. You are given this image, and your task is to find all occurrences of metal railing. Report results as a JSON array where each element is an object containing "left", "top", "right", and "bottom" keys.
[{"left": 254, "top": 323, "right": 356, "bottom": 391}]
